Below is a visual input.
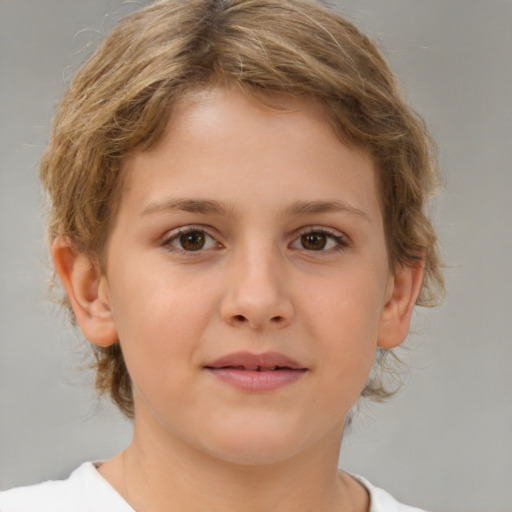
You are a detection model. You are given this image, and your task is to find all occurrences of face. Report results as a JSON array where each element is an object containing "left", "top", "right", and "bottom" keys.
[{"left": 101, "top": 87, "right": 397, "bottom": 465}]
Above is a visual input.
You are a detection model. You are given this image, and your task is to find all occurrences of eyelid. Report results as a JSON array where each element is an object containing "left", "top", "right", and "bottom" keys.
[
  {"left": 161, "top": 225, "right": 222, "bottom": 251},
  {"left": 159, "top": 224, "right": 350, "bottom": 253},
  {"left": 290, "top": 226, "right": 351, "bottom": 251}
]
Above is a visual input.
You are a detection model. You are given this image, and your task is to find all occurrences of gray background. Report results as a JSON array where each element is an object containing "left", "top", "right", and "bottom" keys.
[{"left": 1, "top": 1, "right": 511, "bottom": 511}]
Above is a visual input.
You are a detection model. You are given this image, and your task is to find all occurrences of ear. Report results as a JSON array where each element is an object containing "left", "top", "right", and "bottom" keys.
[
  {"left": 51, "top": 237, "right": 118, "bottom": 347},
  {"left": 377, "top": 261, "right": 425, "bottom": 349}
]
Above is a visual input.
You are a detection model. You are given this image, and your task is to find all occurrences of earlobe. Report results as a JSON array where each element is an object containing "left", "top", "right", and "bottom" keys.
[
  {"left": 51, "top": 237, "right": 118, "bottom": 347},
  {"left": 377, "top": 261, "right": 425, "bottom": 349}
]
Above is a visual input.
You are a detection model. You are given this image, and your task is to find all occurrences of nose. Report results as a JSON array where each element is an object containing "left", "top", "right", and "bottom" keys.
[{"left": 220, "top": 245, "right": 294, "bottom": 330}]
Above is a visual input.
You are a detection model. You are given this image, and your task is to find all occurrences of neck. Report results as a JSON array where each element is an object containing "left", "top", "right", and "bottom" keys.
[{"left": 99, "top": 414, "right": 368, "bottom": 512}]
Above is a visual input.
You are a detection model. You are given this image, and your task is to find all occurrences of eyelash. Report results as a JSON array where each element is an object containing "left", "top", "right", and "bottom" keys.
[
  {"left": 161, "top": 226, "right": 350, "bottom": 254},
  {"left": 291, "top": 227, "right": 350, "bottom": 253},
  {"left": 162, "top": 226, "right": 220, "bottom": 253}
]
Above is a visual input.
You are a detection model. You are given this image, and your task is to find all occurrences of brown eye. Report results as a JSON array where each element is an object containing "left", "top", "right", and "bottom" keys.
[
  {"left": 164, "top": 228, "right": 219, "bottom": 253},
  {"left": 291, "top": 229, "right": 348, "bottom": 252},
  {"left": 300, "top": 232, "right": 327, "bottom": 251},
  {"left": 179, "top": 231, "right": 206, "bottom": 251}
]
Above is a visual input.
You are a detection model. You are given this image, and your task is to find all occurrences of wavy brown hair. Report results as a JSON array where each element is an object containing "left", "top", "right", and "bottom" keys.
[{"left": 40, "top": 0, "right": 444, "bottom": 418}]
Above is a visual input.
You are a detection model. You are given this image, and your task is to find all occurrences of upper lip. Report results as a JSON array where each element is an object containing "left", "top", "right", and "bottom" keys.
[{"left": 204, "top": 351, "right": 307, "bottom": 371}]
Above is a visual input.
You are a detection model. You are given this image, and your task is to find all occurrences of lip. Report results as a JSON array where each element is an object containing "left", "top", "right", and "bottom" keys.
[{"left": 204, "top": 351, "right": 308, "bottom": 392}]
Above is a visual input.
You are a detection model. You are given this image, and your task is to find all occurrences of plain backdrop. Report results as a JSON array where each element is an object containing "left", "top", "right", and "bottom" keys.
[{"left": 1, "top": 1, "right": 511, "bottom": 511}]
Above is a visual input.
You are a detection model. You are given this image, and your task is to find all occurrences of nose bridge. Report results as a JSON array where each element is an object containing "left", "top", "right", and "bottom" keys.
[{"left": 221, "top": 237, "right": 293, "bottom": 329}]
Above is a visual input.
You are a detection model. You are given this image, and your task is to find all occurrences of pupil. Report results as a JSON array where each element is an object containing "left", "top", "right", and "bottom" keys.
[
  {"left": 180, "top": 231, "right": 205, "bottom": 251},
  {"left": 302, "top": 233, "right": 326, "bottom": 250}
]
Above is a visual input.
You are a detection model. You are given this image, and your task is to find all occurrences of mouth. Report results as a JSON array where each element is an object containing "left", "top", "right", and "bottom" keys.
[
  {"left": 208, "top": 365, "right": 297, "bottom": 371},
  {"left": 204, "top": 351, "right": 308, "bottom": 392}
]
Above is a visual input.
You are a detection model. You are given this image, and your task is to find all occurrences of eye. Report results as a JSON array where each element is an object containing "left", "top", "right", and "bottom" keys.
[
  {"left": 291, "top": 228, "right": 348, "bottom": 252},
  {"left": 163, "top": 228, "right": 219, "bottom": 252}
]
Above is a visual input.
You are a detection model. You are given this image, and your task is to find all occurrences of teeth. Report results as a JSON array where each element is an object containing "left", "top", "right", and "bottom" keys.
[
  {"left": 219, "top": 365, "right": 283, "bottom": 371},
  {"left": 256, "top": 366, "right": 279, "bottom": 372}
]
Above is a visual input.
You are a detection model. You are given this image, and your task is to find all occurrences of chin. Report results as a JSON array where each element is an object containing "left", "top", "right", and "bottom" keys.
[
  {"left": 205, "top": 439, "right": 302, "bottom": 467},
  {"left": 194, "top": 417, "right": 317, "bottom": 467}
]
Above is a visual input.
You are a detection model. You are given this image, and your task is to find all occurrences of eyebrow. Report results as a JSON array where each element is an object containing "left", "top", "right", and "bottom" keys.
[
  {"left": 140, "top": 198, "right": 230, "bottom": 217},
  {"left": 286, "top": 200, "right": 371, "bottom": 222},
  {"left": 140, "top": 197, "right": 370, "bottom": 222}
]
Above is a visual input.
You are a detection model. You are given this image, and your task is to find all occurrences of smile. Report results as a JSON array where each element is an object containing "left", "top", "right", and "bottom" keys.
[{"left": 204, "top": 351, "right": 308, "bottom": 392}]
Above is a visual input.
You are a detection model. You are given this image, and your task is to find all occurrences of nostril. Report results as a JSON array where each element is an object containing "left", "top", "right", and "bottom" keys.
[
  {"left": 234, "top": 314, "right": 246, "bottom": 322},
  {"left": 270, "top": 316, "right": 283, "bottom": 323}
]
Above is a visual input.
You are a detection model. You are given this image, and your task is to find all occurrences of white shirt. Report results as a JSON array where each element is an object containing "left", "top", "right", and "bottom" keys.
[{"left": 0, "top": 463, "right": 428, "bottom": 512}]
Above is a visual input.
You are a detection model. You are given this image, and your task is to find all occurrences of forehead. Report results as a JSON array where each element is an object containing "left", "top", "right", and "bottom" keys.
[{"left": 118, "top": 86, "right": 379, "bottom": 221}]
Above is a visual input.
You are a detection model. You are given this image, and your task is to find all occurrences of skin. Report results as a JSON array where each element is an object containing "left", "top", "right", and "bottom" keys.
[{"left": 53, "top": 87, "right": 423, "bottom": 511}]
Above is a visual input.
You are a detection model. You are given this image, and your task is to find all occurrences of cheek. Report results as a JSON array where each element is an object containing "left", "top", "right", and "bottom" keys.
[
  {"left": 306, "top": 268, "right": 385, "bottom": 339},
  {"left": 107, "top": 259, "right": 219, "bottom": 375},
  {"left": 302, "top": 269, "right": 385, "bottom": 387}
]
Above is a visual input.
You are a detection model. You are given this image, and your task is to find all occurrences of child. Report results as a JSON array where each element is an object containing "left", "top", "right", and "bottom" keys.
[{"left": 0, "top": 0, "right": 444, "bottom": 510}]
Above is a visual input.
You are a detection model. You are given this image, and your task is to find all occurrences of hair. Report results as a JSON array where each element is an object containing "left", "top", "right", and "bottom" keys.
[{"left": 40, "top": 0, "right": 444, "bottom": 418}]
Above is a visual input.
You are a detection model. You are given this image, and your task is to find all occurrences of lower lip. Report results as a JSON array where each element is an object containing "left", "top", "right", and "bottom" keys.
[{"left": 206, "top": 368, "right": 306, "bottom": 392}]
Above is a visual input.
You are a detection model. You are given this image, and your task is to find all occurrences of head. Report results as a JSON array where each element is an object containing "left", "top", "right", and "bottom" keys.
[{"left": 41, "top": 0, "right": 444, "bottom": 418}]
